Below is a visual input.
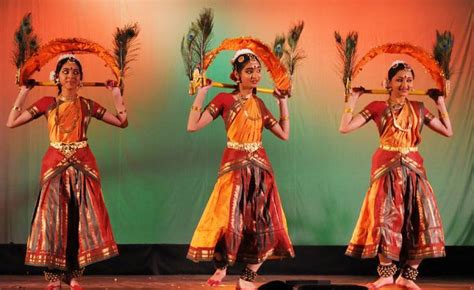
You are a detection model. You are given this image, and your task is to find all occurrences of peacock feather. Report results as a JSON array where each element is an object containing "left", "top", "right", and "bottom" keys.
[
  {"left": 13, "top": 13, "right": 39, "bottom": 69},
  {"left": 181, "top": 8, "right": 214, "bottom": 80},
  {"left": 284, "top": 21, "right": 305, "bottom": 76},
  {"left": 272, "top": 34, "right": 286, "bottom": 60},
  {"left": 181, "top": 27, "right": 199, "bottom": 80},
  {"left": 433, "top": 30, "right": 454, "bottom": 79},
  {"left": 113, "top": 23, "right": 140, "bottom": 78},
  {"left": 334, "top": 31, "right": 358, "bottom": 87}
]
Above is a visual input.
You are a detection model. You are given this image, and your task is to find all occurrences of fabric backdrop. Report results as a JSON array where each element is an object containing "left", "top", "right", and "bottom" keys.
[{"left": 0, "top": 0, "right": 472, "bottom": 245}]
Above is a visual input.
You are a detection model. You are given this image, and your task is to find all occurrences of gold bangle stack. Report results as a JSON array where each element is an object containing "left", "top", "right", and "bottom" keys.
[
  {"left": 12, "top": 106, "right": 21, "bottom": 112},
  {"left": 190, "top": 105, "right": 201, "bottom": 112},
  {"left": 440, "top": 112, "right": 449, "bottom": 119},
  {"left": 343, "top": 107, "right": 354, "bottom": 114},
  {"left": 280, "top": 115, "right": 289, "bottom": 121}
]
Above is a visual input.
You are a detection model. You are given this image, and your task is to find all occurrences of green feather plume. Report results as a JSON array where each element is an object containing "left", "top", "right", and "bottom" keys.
[
  {"left": 433, "top": 30, "right": 454, "bottom": 79},
  {"left": 193, "top": 8, "right": 214, "bottom": 71},
  {"left": 287, "top": 22, "right": 304, "bottom": 50},
  {"left": 285, "top": 21, "right": 305, "bottom": 76},
  {"left": 181, "top": 8, "right": 214, "bottom": 80},
  {"left": 272, "top": 34, "right": 286, "bottom": 59},
  {"left": 334, "top": 31, "right": 358, "bottom": 86},
  {"left": 13, "top": 13, "right": 39, "bottom": 69},
  {"left": 181, "top": 27, "right": 199, "bottom": 80},
  {"left": 113, "top": 23, "right": 140, "bottom": 78}
]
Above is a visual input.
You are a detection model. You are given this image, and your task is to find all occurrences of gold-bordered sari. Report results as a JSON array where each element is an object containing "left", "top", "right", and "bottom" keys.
[
  {"left": 346, "top": 100, "right": 445, "bottom": 261},
  {"left": 24, "top": 96, "right": 119, "bottom": 270},
  {"left": 187, "top": 92, "right": 294, "bottom": 264}
]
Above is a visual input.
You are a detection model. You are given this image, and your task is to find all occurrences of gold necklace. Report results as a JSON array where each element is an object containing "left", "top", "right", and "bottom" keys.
[
  {"left": 388, "top": 100, "right": 412, "bottom": 132},
  {"left": 57, "top": 94, "right": 78, "bottom": 102},
  {"left": 237, "top": 94, "right": 261, "bottom": 121},
  {"left": 55, "top": 97, "right": 80, "bottom": 133}
]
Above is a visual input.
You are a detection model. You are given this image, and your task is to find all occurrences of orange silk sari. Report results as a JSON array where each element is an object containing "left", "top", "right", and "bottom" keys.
[
  {"left": 187, "top": 93, "right": 294, "bottom": 264},
  {"left": 25, "top": 97, "right": 118, "bottom": 270},
  {"left": 346, "top": 101, "right": 445, "bottom": 261}
]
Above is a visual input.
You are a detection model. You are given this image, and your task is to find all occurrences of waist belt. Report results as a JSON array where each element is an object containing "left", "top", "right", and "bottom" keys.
[
  {"left": 227, "top": 141, "right": 262, "bottom": 153},
  {"left": 50, "top": 141, "right": 88, "bottom": 158},
  {"left": 379, "top": 144, "right": 418, "bottom": 154}
]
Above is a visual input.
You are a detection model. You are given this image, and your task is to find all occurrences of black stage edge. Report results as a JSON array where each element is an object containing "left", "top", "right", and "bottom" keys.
[{"left": 0, "top": 244, "right": 473, "bottom": 276}]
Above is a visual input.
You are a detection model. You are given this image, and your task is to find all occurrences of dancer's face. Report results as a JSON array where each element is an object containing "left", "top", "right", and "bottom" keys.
[
  {"left": 59, "top": 61, "right": 81, "bottom": 91},
  {"left": 237, "top": 60, "right": 261, "bottom": 90},
  {"left": 388, "top": 69, "right": 414, "bottom": 98}
]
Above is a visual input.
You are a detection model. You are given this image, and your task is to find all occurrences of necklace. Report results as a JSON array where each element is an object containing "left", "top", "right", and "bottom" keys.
[
  {"left": 236, "top": 93, "right": 261, "bottom": 121},
  {"left": 55, "top": 97, "right": 80, "bottom": 133},
  {"left": 57, "top": 94, "right": 78, "bottom": 102},
  {"left": 388, "top": 100, "right": 412, "bottom": 132}
]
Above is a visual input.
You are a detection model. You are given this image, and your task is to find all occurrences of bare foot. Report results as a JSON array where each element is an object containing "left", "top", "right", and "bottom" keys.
[
  {"left": 44, "top": 280, "right": 60, "bottom": 290},
  {"left": 366, "top": 276, "right": 394, "bottom": 289},
  {"left": 396, "top": 276, "right": 421, "bottom": 289},
  {"left": 236, "top": 278, "right": 257, "bottom": 290},
  {"left": 68, "top": 278, "right": 83, "bottom": 290},
  {"left": 206, "top": 267, "right": 226, "bottom": 286}
]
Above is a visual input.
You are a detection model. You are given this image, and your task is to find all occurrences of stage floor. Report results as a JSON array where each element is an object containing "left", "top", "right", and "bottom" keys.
[{"left": 0, "top": 275, "right": 473, "bottom": 289}]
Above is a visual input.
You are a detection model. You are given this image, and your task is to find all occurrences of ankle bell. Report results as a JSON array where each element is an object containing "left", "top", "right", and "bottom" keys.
[
  {"left": 240, "top": 267, "right": 257, "bottom": 282},
  {"left": 377, "top": 263, "right": 397, "bottom": 278},
  {"left": 401, "top": 265, "right": 419, "bottom": 281}
]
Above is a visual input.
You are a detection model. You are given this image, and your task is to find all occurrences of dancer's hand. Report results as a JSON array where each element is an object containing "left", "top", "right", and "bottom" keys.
[
  {"left": 19, "top": 85, "right": 33, "bottom": 95},
  {"left": 427, "top": 88, "right": 444, "bottom": 103},
  {"left": 105, "top": 79, "right": 119, "bottom": 89},
  {"left": 347, "top": 86, "right": 364, "bottom": 103},
  {"left": 351, "top": 86, "right": 365, "bottom": 97},
  {"left": 273, "top": 88, "right": 290, "bottom": 100},
  {"left": 105, "top": 80, "right": 121, "bottom": 95},
  {"left": 197, "top": 78, "right": 213, "bottom": 95},
  {"left": 24, "top": 79, "right": 36, "bottom": 90},
  {"left": 18, "top": 79, "right": 36, "bottom": 95}
]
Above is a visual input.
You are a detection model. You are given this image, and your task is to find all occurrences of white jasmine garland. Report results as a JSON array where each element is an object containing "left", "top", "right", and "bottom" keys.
[{"left": 49, "top": 71, "right": 56, "bottom": 82}]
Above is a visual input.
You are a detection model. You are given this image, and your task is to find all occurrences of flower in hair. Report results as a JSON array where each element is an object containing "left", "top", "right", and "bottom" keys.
[
  {"left": 57, "top": 53, "right": 79, "bottom": 63},
  {"left": 390, "top": 60, "right": 408, "bottom": 68},
  {"left": 231, "top": 48, "right": 256, "bottom": 64},
  {"left": 49, "top": 71, "right": 56, "bottom": 82}
]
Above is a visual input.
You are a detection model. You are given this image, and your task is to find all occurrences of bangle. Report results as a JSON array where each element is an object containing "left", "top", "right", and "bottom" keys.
[
  {"left": 343, "top": 107, "right": 354, "bottom": 114},
  {"left": 440, "top": 112, "right": 449, "bottom": 119},
  {"left": 190, "top": 105, "right": 201, "bottom": 112},
  {"left": 280, "top": 115, "right": 289, "bottom": 121},
  {"left": 12, "top": 106, "right": 21, "bottom": 112}
]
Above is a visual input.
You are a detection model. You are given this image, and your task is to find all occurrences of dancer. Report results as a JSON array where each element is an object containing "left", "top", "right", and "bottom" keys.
[
  {"left": 340, "top": 61, "right": 452, "bottom": 289},
  {"left": 186, "top": 49, "right": 295, "bottom": 289},
  {"left": 6, "top": 54, "right": 128, "bottom": 290}
]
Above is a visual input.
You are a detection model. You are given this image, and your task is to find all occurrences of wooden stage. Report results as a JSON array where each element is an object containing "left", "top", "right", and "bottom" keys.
[{"left": 0, "top": 275, "right": 472, "bottom": 289}]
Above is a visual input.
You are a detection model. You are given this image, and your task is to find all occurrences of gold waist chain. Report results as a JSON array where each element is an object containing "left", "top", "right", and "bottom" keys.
[
  {"left": 50, "top": 141, "right": 88, "bottom": 158},
  {"left": 379, "top": 144, "right": 418, "bottom": 154},
  {"left": 227, "top": 141, "right": 262, "bottom": 153}
]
